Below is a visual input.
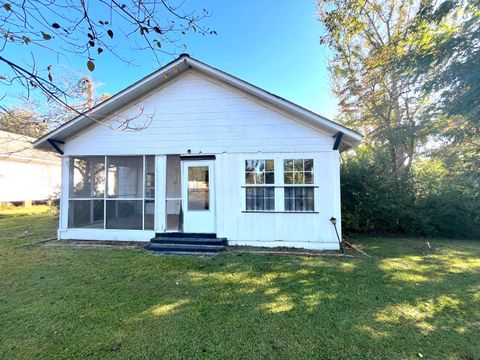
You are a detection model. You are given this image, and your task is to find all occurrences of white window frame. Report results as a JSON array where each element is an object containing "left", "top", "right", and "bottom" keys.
[
  {"left": 242, "top": 156, "right": 318, "bottom": 213},
  {"left": 283, "top": 158, "right": 316, "bottom": 212},
  {"left": 243, "top": 159, "right": 276, "bottom": 212}
]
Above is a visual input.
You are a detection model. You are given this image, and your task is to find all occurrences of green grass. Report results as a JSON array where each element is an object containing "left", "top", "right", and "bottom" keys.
[{"left": 0, "top": 213, "right": 479, "bottom": 359}]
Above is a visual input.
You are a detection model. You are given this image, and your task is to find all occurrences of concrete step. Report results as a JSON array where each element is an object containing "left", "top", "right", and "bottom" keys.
[
  {"left": 147, "top": 251, "right": 218, "bottom": 257},
  {"left": 155, "top": 232, "right": 217, "bottom": 239},
  {"left": 144, "top": 243, "right": 226, "bottom": 253},
  {"left": 150, "top": 237, "right": 227, "bottom": 246}
]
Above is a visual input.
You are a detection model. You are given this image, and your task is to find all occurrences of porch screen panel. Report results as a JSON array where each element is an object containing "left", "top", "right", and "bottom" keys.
[
  {"left": 68, "top": 155, "right": 155, "bottom": 230},
  {"left": 106, "top": 200, "right": 143, "bottom": 230},
  {"left": 68, "top": 156, "right": 105, "bottom": 228},
  {"left": 106, "top": 156, "right": 143, "bottom": 229},
  {"left": 144, "top": 156, "right": 155, "bottom": 230},
  {"left": 68, "top": 200, "right": 104, "bottom": 228},
  {"left": 69, "top": 156, "right": 105, "bottom": 198},
  {"left": 107, "top": 156, "right": 143, "bottom": 198}
]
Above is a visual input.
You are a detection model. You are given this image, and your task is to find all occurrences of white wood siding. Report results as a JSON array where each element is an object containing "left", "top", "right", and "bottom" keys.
[
  {"left": 215, "top": 152, "right": 340, "bottom": 249},
  {"left": 0, "top": 159, "right": 61, "bottom": 202},
  {"left": 63, "top": 71, "right": 334, "bottom": 155}
]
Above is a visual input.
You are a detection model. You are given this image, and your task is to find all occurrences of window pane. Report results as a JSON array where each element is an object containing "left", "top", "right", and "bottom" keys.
[
  {"left": 284, "top": 187, "right": 314, "bottom": 212},
  {"left": 245, "top": 160, "right": 256, "bottom": 172},
  {"left": 188, "top": 166, "right": 209, "bottom": 210},
  {"left": 265, "top": 172, "right": 275, "bottom": 184},
  {"left": 255, "top": 196, "right": 264, "bottom": 210},
  {"left": 255, "top": 160, "right": 265, "bottom": 173},
  {"left": 265, "top": 160, "right": 274, "bottom": 171},
  {"left": 294, "top": 172, "right": 304, "bottom": 184},
  {"left": 304, "top": 159, "right": 314, "bottom": 172},
  {"left": 107, "top": 156, "right": 143, "bottom": 198},
  {"left": 144, "top": 200, "right": 155, "bottom": 230},
  {"left": 145, "top": 156, "right": 155, "bottom": 198},
  {"left": 306, "top": 188, "right": 314, "bottom": 211},
  {"left": 265, "top": 187, "right": 275, "bottom": 211},
  {"left": 294, "top": 159, "right": 304, "bottom": 171},
  {"left": 246, "top": 159, "right": 274, "bottom": 185},
  {"left": 246, "top": 196, "right": 255, "bottom": 211},
  {"left": 246, "top": 187, "right": 275, "bottom": 211},
  {"left": 304, "top": 171, "right": 313, "bottom": 184},
  {"left": 295, "top": 188, "right": 306, "bottom": 211},
  {"left": 245, "top": 172, "right": 255, "bottom": 184},
  {"left": 68, "top": 200, "right": 104, "bottom": 228},
  {"left": 255, "top": 173, "right": 265, "bottom": 184},
  {"left": 106, "top": 200, "right": 143, "bottom": 229},
  {"left": 246, "top": 187, "right": 255, "bottom": 210},
  {"left": 284, "top": 172, "right": 293, "bottom": 184},
  {"left": 70, "top": 157, "right": 105, "bottom": 198},
  {"left": 284, "top": 188, "right": 294, "bottom": 211},
  {"left": 255, "top": 187, "right": 264, "bottom": 210},
  {"left": 284, "top": 159, "right": 293, "bottom": 171}
]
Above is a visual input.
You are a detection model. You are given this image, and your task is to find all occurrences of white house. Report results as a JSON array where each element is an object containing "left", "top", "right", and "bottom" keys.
[
  {"left": 0, "top": 130, "right": 61, "bottom": 204},
  {"left": 33, "top": 54, "right": 362, "bottom": 251}
]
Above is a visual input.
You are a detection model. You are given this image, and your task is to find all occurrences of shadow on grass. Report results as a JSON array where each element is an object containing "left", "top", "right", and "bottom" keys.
[
  {"left": 1, "top": 235, "right": 479, "bottom": 359},
  {"left": 115, "top": 249, "right": 479, "bottom": 358}
]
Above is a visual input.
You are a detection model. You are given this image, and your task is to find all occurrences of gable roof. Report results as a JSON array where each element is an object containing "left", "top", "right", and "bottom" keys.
[
  {"left": 0, "top": 130, "right": 60, "bottom": 164},
  {"left": 33, "top": 54, "right": 362, "bottom": 151}
]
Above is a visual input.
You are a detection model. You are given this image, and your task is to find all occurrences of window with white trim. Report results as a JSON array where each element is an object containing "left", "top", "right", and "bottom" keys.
[
  {"left": 68, "top": 155, "right": 155, "bottom": 229},
  {"left": 284, "top": 159, "right": 315, "bottom": 212},
  {"left": 245, "top": 160, "right": 275, "bottom": 211}
]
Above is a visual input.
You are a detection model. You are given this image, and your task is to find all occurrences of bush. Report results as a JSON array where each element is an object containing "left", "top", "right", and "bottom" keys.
[
  {"left": 341, "top": 147, "right": 480, "bottom": 239},
  {"left": 47, "top": 193, "right": 60, "bottom": 216}
]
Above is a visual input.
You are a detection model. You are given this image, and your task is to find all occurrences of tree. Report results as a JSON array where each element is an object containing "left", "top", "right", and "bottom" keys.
[
  {"left": 405, "top": 0, "right": 480, "bottom": 176},
  {"left": 1, "top": 74, "right": 109, "bottom": 141},
  {"left": 0, "top": 0, "right": 214, "bottom": 127},
  {"left": 318, "top": 0, "right": 432, "bottom": 176},
  {"left": 319, "top": 0, "right": 480, "bottom": 238},
  {"left": 0, "top": 110, "right": 48, "bottom": 137}
]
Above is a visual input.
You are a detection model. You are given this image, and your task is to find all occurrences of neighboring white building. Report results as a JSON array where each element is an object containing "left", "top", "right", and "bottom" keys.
[
  {"left": 33, "top": 54, "right": 362, "bottom": 250},
  {"left": 0, "top": 130, "right": 61, "bottom": 203}
]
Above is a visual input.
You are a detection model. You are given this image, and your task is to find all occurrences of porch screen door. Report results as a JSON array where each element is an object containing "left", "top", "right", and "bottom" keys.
[{"left": 181, "top": 160, "right": 215, "bottom": 233}]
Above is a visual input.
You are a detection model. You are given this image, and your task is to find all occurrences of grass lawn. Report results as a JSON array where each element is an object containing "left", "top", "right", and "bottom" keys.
[{"left": 0, "top": 209, "right": 479, "bottom": 359}]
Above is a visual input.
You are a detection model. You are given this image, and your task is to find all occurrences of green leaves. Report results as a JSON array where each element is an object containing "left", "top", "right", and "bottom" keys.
[
  {"left": 3, "top": 3, "right": 11, "bottom": 11},
  {"left": 107, "top": 29, "right": 114, "bottom": 39},
  {"left": 47, "top": 65, "right": 53, "bottom": 82},
  {"left": 87, "top": 60, "right": 95, "bottom": 72},
  {"left": 41, "top": 32, "right": 52, "bottom": 40}
]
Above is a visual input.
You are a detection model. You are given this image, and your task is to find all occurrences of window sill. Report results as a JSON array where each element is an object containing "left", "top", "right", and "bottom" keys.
[{"left": 242, "top": 210, "right": 319, "bottom": 214}]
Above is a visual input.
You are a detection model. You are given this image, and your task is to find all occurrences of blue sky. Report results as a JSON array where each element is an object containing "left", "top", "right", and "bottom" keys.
[{"left": 3, "top": 0, "right": 338, "bottom": 119}]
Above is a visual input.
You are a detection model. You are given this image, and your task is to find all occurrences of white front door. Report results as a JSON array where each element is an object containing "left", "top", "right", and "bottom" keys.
[{"left": 181, "top": 160, "right": 215, "bottom": 233}]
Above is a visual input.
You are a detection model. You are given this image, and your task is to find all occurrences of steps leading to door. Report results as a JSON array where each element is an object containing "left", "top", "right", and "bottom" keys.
[
  {"left": 154, "top": 232, "right": 218, "bottom": 239},
  {"left": 145, "top": 233, "right": 227, "bottom": 255}
]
